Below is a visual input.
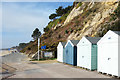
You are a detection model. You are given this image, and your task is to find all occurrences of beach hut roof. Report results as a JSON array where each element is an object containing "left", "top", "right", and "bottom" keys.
[
  {"left": 113, "top": 31, "right": 120, "bottom": 36},
  {"left": 61, "top": 42, "right": 66, "bottom": 47},
  {"left": 85, "top": 37, "right": 101, "bottom": 44},
  {"left": 70, "top": 40, "right": 79, "bottom": 46}
]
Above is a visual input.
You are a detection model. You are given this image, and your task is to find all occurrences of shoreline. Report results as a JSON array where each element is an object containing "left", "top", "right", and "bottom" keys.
[{"left": 0, "top": 50, "right": 14, "bottom": 57}]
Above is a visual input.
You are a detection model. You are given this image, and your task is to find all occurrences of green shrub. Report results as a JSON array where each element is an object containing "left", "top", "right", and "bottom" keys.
[
  {"left": 78, "top": 27, "right": 83, "bottom": 31},
  {"left": 110, "top": 16, "right": 117, "bottom": 21},
  {"left": 69, "top": 28, "right": 73, "bottom": 33},
  {"left": 59, "top": 12, "right": 70, "bottom": 23},
  {"left": 44, "top": 27, "right": 49, "bottom": 32},
  {"left": 65, "top": 30, "right": 69, "bottom": 34},
  {"left": 114, "top": 6, "right": 120, "bottom": 17},
  {"left": 75, "top": 20, "right": 79, "bottom": 26},
  {"left": 27, "top": 47, "right": 31, "bottom": 50},
  {"left": 58, "top": 34, "right": 61, "bottom": 39},
  {"left": 76, "top": 2, "right": 83, "bottom": 9}
]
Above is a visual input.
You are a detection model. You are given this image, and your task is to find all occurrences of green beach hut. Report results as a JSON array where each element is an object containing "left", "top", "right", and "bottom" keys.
[{"left": 77, "top": 37, "right": 101, "bottom": 70}]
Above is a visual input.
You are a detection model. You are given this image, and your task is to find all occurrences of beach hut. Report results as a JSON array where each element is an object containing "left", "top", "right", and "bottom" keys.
[
  {"left": 77, "top": 37, "right": 101, "bottom": 70},
  {"left": 97, "top": 30, "right": 120, "bottom": 77},
  {"left": 57, "top": 42, "right": 66, "bottom": 62},
  {"left": 63, "top": 40, "right": 79, "bottom": 66}
]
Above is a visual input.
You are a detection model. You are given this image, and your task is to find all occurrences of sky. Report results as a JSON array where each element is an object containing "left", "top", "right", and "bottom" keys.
[{"left": 1, "top": 2, "right": 73, "bottom": 49}]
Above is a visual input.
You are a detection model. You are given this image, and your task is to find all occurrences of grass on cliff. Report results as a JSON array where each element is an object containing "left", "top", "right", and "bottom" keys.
[
  {"left": 46, "top": 12, "right": 70, "bottom": 30},
  {"left": 21, "top": 2, "right": 120, "bottom": 57},
  {"left": 76, "top": 2, "right": 83, "bottom": 9}
]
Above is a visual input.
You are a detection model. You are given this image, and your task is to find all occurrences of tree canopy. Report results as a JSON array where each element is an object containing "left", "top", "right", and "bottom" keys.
[
  {"left": 56, "top": 6, "right": 64, "bottom": 16},
  {"left": 31, "top": 28, "right": 41, "bottom": 40},
  {"left": 44, "top": 27, "right": 49, "bottom": 32},
  {"left": 19, "top": 43, "right": 28, "bottom": 48},
  {"left": 49, "top": 13, "right": 57, "bottom": 20},
  {"left": 49, "top": 6, "right": 73, "bottom": 20}
]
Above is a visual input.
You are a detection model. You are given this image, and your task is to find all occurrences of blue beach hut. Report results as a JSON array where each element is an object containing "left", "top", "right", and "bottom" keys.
[{"left": 63, "top": 40, "right": 79, "bottom": 66}]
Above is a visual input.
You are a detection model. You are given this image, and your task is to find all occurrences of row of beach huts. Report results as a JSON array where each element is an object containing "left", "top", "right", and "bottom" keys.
[{"left": 57, "top": 30, "right": 120, "bottom": 77}]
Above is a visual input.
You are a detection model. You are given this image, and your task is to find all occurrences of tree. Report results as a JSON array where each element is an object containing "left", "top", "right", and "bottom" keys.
[
  {"left": 49, "top": 13, "right": 57, "bottom": 20},
  {"left": 56, "top": 6, "right": 64, "bottom": 16},
  {"left": 31, "top": 28, "right": 41, "bottom": 40},
  {"left": 64, "top": 6, "right": 73, "bottom": 13},
  {"left": 114, "top": 6, "right": 120, "bottom": 17},
  {"left": 56, "top": 6, "right": 73, "bottom": 16},
  {"left": 58, "top": 34, "right": 61, "bottom": 39},
  {"left": 48, "top": 6, "right": 73, "bottom": 20},
  {"left": 65, "top": 30, "right": 69, "bottom": 34},
  {"left": 19, "top": 43, "right": 27, "bottom": 48},
  {"left": 44, "top": 27, "right": 49, "bottom": 32}
]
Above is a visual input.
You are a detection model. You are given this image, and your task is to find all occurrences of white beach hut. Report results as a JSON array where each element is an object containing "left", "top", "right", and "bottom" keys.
[
  {"left": 97, "top": 30, "right": 120, "bottom": 77},
  {"left": 77, "top": 37, "right": 101, "bottom": 70},
  {"left": 57, "top": 42, "right": 66, "bottom": 62}
]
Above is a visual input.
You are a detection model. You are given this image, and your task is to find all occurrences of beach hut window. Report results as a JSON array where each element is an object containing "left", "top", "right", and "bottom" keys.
[
  {"left": 108, "top": 37, "right": 111, "bottom": 39},
  {"left": 82, "top": 56, "right": 84, "bottom": 58},
  {"left": 108, "top": 58, "right": 111, "bottom": 60}
]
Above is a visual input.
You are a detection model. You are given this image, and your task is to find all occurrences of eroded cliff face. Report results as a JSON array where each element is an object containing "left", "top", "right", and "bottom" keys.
[
  {"left": 66, "top": 1, "right": 119, "bottom": 40},
  {"left": 21, "top": 1, "right": 120, "bottom": 57}
]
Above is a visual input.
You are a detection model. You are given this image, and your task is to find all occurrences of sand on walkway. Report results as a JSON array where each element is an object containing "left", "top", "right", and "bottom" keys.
[{"left": 0, "top": 50, "right": 11, "bottom": 57}]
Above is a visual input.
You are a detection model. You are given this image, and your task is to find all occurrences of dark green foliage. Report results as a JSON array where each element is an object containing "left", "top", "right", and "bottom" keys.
[
  {"left": 109, "top": 3, "right": 120, "bottom": 31},
  {"left": 49, "top": 6, "right": 73, "bottom": 20},
  {"left": 114, "top": 6, "right": 120, "bottom": 17},
  {"left": 32, "top": 28, "right": 41, "bottom": 40},
  {"left": 56, "top": 6, "right": 73, "bottom": 16},
  {"left": 86, "top": 9, "right": 92, "bottom": 16},
  {"left": 59, "top": 19, "right": 62, "bottom": 23},
  {"left": 76, "top": 2, "right": 82, "bottom": 9},
  {"left": 19, "top": 43, "right": 28, "bottom": 49},
  {"left": 109, "top": 20, "right": 120, "bottom": 31},
  {"left": 49, "top": 13, "right": 57, "bottom": 20},
  {"left": 64, "top": 6, "right": 73, "bottom": 13},
  {"left": 56, "top": 6, "right": 64, "bottom": 16},
  {"left": 69, "top": 28, "right": 73, "bottom": 33},
  {"left": 110, "top": 14, "right": 117, "bottom": 21},
  {"left": 75, "top": 20, "right": 79, "bottom": 26},
  {"left": 58, "top": 34, "right": 61, "bottom": 39},
  {"left": 27, "top": 47, "right": 31, "bottom": 50},
  {"left": 44, "top": 27, "right": 49, "bottom": 32},
  {"left": 110, "top": 3, "right": 120, "bottom": 21},
  {"left": 65, "top": 30, "right": 69, "bottom": 34},
  {"left": 78, "top": 26, "right": 83, "bottom": 31}
]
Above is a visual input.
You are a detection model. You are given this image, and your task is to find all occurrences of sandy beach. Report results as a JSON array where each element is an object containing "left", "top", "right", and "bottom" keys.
[{"left": 0, "top": 50, "right": 12, "bottom": 57}]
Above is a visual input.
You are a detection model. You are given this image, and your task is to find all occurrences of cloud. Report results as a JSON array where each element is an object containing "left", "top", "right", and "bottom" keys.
[
  {"left": 2, "top": 2, "right": 73, "bottom": 48},
  {"left": 2, "top": 2, "right": 54, "bottom": 48},
  {"left": 2, "top": 2, "right": 53, "bottom": 33},
  {"left": 2, "top": 0, "right": 74, "bottom": 2}
]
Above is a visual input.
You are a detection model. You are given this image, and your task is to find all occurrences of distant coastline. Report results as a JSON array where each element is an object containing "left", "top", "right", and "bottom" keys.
[
  {"left": 0, "top": 50, "right": 11, "bottom": 57},
  {"left": 0, "top": 48, "right": 10, "bottom": 50}
]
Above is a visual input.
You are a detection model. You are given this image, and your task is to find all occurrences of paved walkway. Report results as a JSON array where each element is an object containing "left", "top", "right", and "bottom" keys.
[{"left": 1, "top": 52, "right": 117, "bottom": 79}]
